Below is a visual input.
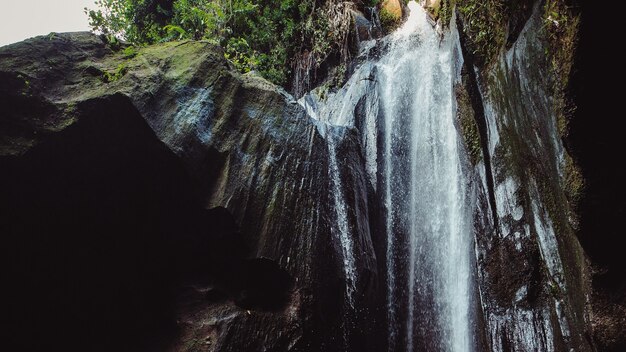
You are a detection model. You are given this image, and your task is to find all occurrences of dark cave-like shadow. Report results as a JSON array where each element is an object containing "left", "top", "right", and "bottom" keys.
[{"left": 1, "top": 95, "right": 293, "bottom": 351}]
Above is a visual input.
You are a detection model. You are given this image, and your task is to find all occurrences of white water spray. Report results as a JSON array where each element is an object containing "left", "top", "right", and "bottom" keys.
[{"left": 301, "top": 2, "right": 474, "bottom": 350}]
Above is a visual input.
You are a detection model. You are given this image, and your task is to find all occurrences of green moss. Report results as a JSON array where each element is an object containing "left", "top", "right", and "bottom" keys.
[
  {"left": 17, "top": 74, "right": 31, "bottom": 96},
  {"left": 101, "top": 62, "right": 128, "bottom": 83},
  {"left": 182, "top": 337, "right": 202, "bottom": 351},
  {"left": 563, "top": 153, "right": 583, "bottom": 215},
  {"left": 122, "top": 46, "right": 138, "bottom": 59},
  {"left": 380, "top": 7, "right": 402, "bottom": 33},
  {"left": 457, "top": 0, "right": 506, "bottom": 66},
  {"left": 541, "top": 0, "right": 582, "bottom": 229},
  {"left": 64, "top": 102, "right": 77, "bottom": 114},
  {"left": 455, "top": 84, "right": 482, "bottom": 165},
  {"left": 131, "top": 41, "right": 224, "bottom": 85},
  {"left": 331, "top": 63, "right": 348, "bottom": 88},
  {"left": 317, "top": 82, "right": 330, "bottom": 102},
  {"left": 548, "top": 277, "right": 561, "bottom": 297},
  {"left": 543, "top": 0, "right": 580, "bottom": 138},
  {"left": 536, "top": 174, "right": 565, "bottom": 236},
  {"left": 438, "top": 0, "right": 454, "bottom": 27}
]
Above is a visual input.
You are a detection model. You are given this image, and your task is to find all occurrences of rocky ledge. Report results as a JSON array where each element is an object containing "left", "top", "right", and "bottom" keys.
[{"left": 0, "top": 32, "right": 378, "bottom": 351}]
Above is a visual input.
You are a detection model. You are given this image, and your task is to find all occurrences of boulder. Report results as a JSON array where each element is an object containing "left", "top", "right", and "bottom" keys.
[{"left": 0, "top": 32, "right": 379, "bottom": 351}]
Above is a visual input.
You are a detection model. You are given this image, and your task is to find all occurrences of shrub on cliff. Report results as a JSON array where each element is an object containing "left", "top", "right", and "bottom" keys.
[{"left": 86, "top": 0, "right": 355, "bottom": 91}]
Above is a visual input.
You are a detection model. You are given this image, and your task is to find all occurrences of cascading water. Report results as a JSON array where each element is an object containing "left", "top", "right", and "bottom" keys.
[
  {"left": 328, "top": 131, "right": 358, "bottom": 306},
  {"left": 301, "top": 2, "right": 475, "bottom": 351},
  {"left": 379, "top": 3, "right": 472, "bottom": 351}
]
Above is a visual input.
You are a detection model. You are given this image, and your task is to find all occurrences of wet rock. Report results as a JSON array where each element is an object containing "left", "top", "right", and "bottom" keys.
[
  {"left": 1, "top": 94, "right": 195, "bottom": 351},
  {"left": 352, "top": 10, "right": 381, "bottom": 42},
  {"left": 503, "top": 0, "right": 535, "bottom": 48},
  {"left": 458, "top": 5, "right": 593, "bottom": 351},
  {"left": 1, "top": 32, "right": 379, "bottom": 351},
  {"left": 235, "top": 258, "right": 294, "bottom": 311}
]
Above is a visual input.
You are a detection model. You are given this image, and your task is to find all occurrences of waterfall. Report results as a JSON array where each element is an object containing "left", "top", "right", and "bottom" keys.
[
  {"left": 379, "top": 3, "right": 472, "bottom": 351},
  {"left": 328, "top": 131, "right": 358, "bottom": 306},
  {"left": 301, "top": 2, "right": 474, "bottom": 350}
]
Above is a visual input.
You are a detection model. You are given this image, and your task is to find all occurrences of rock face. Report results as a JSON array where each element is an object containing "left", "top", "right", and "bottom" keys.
[
  {"left": 457, "top": 1, "right": 626, "bottom": 350},
  {"left": 1, "top": 1, "right": 622, "bottom": 350},
  {"left": 457, "top": 7, "right": 593, "bottom": 351},
  {"left": 565, "top": 3, "right": 626, "bottom": 352},
  {"left": 1, "top": 33, "right": 378, "bottom": 351},
  {"left": 297, "top": 1, "right": 599, "bottom": 350}
]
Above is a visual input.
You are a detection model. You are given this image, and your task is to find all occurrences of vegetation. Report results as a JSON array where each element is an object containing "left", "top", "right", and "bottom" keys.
[
  {"left": 379, "top": 6, "right": 401, "bottom": 33},
  {"left": 86, "top": 1, "right": 579, "bottom": 94},
  {"left": 455, "top": 84, "right": 482, "bottom": 165},
  {"left": 456, "top": 0, "right": 506, "bottom": 66},
  {"left": 542, "top": 0, "right": 582, "bottom": 212},
  {"left": 122, "top": 46, "right": 138, "bottom": 58},
  {"left": 102, "top": 62, "right": 128, "bottom": 83},
  {"left": 437, "top": 0, "right": 454, "bottom": 27},
  {"left": 542, "top": 0, "right": 580, "bottom": 137},
  {"left": 86, "top": 0, "right": 358, "bottom": 89}
]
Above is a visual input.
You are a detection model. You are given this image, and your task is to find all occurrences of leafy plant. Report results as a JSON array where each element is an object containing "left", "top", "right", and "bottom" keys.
[
  {"left": 163, "top": 24, "right": 187, "bottom": 40},
  {"left": 102, "top": 62, "right": 128, "bottom": 83},
  {"left": 86, "top": 0, "right": 356, "bottom": 90},
  {"left": 379, "top": 6, "right": 401, "bottom": 33},
  {"left": 457, "top": 0, "right": 506, "bottom": 66},
  {"left": 123, "top": 46, "right": 138, "bottom": 58},
  {"left": 225, "top": 37, "right": 258, "bottom": 73}
]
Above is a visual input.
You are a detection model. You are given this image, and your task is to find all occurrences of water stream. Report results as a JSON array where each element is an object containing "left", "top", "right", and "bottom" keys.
[
  {"left": 302, "top": 2, "right": 474, "bottom": 351},
  {"left": 378, "top": 4, "right": 472, "bottom": 351}
]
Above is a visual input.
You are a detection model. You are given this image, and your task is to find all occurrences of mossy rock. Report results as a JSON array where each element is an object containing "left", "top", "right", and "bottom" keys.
[{"left": 380, "top": 0, "right": 403, "bottom": 32}]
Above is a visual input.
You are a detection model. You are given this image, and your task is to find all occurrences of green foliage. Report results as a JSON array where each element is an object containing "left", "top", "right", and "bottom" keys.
[
  {"left": 163, "top": 24, "right": 187, "bottom": 40},
  {"left": 225, "top": 37, "right": 258, "bottom": 73},
  {"left": 86, "top": 0, "right": 351, "bottom": 88},
  {"left": 542, "top": 0, "right": 581, "bottom": 211},
  {"left": 102, "top": 62, "right": 128, "bottom": 83},
  {"left": 542, "top": 0, "right": 579, "bottom": 139},
  {"left": 438, "top": 0, "right": 454, "bottom": 27},
  {"left": 379, "top": 7, "right": 401, "bottom": 33},
  {"left": 543, "top": 0, "right": 578, "bottom": 82},
  {"left": 85, "top": 0, "right": 326, "bottom": 84},
  {"left": 457, "top": 0, "right": 506, "bottom": 66},
  {"left": 86, "top": 0, "right": 174, "bottom": 44},
  {"left": 544, "top": 0, "right": 571, "bottom": 34},
  {"left": 123, "top": 46, "right": 138, "bottom": 58}
]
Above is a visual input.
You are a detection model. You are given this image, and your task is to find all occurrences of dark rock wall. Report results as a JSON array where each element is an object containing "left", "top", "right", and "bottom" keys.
[
  {"left": 1, "top": 94, "right": 199, "bottom": 351},
  {"left": 1, "top": 0, "right": 622, "bottom": 347},
  {"left": 456, "top": 4, "right": 594, "bottom": 351},
  {"left": 566, "top": 1, "right": 626, "bottom": 351},
  {"left": 1, "top": 33, "right": 378, "bottom": 351}
]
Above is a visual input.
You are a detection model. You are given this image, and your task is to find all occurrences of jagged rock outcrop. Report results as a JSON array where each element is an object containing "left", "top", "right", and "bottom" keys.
[
  {"left": 455, "top": 1, "right": 626, "bottom": 350},
  {"left": 0, "top": 32, "right": 378, "bottom": 351},
  {"left": 2, "top": 0, "right": 623, "bottom": 350},
  {"left": 457, "top": 7, "right": 593, "bottom": 350}
]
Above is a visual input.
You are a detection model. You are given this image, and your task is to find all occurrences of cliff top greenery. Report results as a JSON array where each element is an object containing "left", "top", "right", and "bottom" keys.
[{"left": 86, "top": 0, "right": 373, "bottom": 90}]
